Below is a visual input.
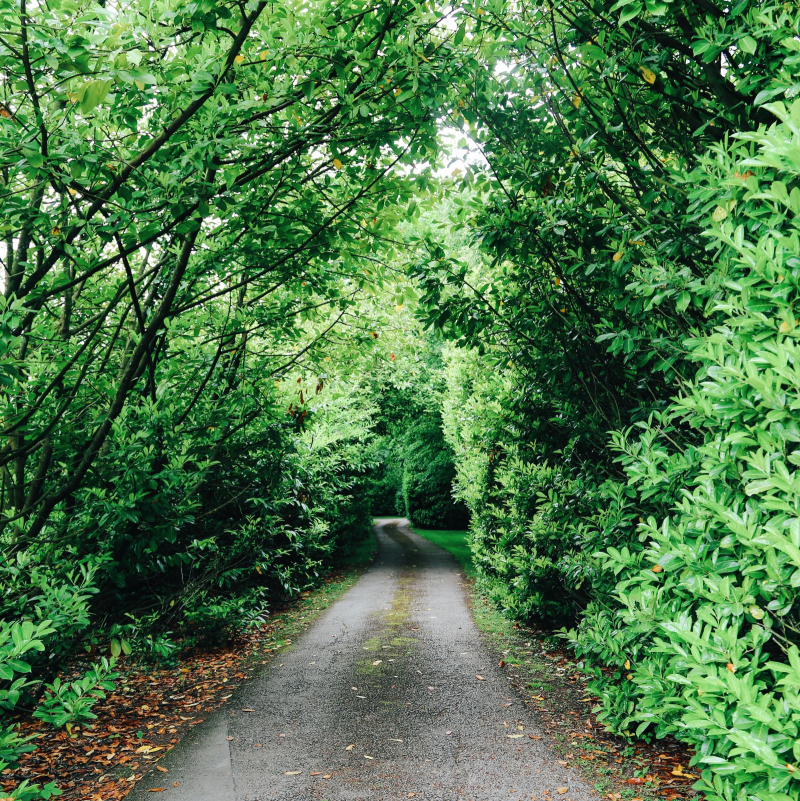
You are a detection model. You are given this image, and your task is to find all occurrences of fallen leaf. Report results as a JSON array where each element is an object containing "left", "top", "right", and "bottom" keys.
[
  {"left": 284, "top": 770, "right": 302, "bottom": 776},
  {"left": 373, "top": 660, "right": 382, "bottom": 666},
  {"left": 476, "top": 675, "right": 484, "bottom": 681},
  {"left": 345, "top": 744, "right": 354, "bottom": 751},
  {"left": 242, "top": 707, "right": 256, "bottom": 712},
  {"left": 156, "top": 766, "right": 168, "bottom": 773},
  {"left": 147, "top": 791, "right": 166, "bottom": 794},
  {"left": 322, "top": 773, "right": 332, "bottom": 779},
  {"left": 556, "top": 789, "right": 569, "bottom": 795},
  {"left": 507, "top": 734, "right": 525, "bottom": 739},
  {"left": 310, "top": 771, "right": 322, "bottom": 776},
  {"left": 364, "top": 755, "right": 374, "bottom": 759}
]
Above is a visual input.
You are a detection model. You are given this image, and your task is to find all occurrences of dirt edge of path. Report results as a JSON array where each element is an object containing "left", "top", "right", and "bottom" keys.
[{"left": 458, "top": 575, "right": 701, "bottom": 801}]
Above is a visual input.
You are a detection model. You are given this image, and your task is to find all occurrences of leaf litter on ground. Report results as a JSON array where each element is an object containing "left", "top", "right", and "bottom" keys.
[{"left": 1, "top": 566, "right": 366, "bottom": 801}]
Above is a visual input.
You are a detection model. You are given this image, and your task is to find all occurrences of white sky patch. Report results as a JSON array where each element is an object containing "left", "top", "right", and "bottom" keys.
[{"left": 437, "top": 125, "right": 488, "bottom": 178}]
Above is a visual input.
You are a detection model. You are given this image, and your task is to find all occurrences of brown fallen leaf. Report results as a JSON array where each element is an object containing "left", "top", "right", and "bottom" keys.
[
  {"left": 310, "top": 771, "right": 322, "bottom": 776},
  {"left": 173, "top": 782, "right": 179, "bottom": 787},
  {"left": 242, "top": 707, "right": 256, "bottom": 712},
  {"left": 156, "top": 766, "right": 168, "bottom": 773},
  {"left": 556, "top": 788, "right": 568, "bottom": 795},
  {"left": 226, "top": 736, "right": 234, "bottom": 741},
  {"left": 322, "top": 773, "right": 332, "bottom": 779},
  {"left": 476, "top": 675, "right": 484, "bottom": 681},
  {"left": 345, "top": 744, "right": 354, "bottom": 751},
  {"left": 529, "top": 735, "right": 542, "bottom": 740},
  {"left": 284, "top": 770, "right": 302, "bottom": 776},
  {"left": 507, "top": 734, "right": 524, "bottom": 739},
  {"left": 147, "top": 790, "right": 167, "bottom": 794},
  {"left": 253, "top": 743, "right": 262, "bottom": 748}
]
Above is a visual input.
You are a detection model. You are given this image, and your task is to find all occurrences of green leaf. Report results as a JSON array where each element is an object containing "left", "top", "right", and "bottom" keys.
[
  {"left": 23, "top": 147, "right": 44, "bottom": 168},
  {"left": 80, "top": 79, "right": 112, "bottom": 114},
  {"left": 739, "top": 35, "right": 758, "bottom": 55},
  {"left": 619, "top": 2, "right": 643, "bottom": 25}
]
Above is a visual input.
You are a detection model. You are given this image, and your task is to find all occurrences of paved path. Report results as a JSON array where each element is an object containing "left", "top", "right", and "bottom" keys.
[{"left": 128, "top": 519, "right": 596, "bottom": 801}]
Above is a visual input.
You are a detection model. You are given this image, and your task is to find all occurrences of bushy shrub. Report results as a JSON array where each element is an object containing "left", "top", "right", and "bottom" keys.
[
  {"left": 401, "top": 415, "right": 470, "bottom": 529},
  {"left": 363, "top": 438, "right": 404, "bottom": 516},
  {"left": 567, "top": 101, "right": 800, "bottom": 801}
]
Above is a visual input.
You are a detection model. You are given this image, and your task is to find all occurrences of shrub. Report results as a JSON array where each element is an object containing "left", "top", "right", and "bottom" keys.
[
  {"left": 568, "top": 100, "right": 800, "bottom": 801},
  {"left": 401, "top": 415, "right": 470, "bottom": 529}
]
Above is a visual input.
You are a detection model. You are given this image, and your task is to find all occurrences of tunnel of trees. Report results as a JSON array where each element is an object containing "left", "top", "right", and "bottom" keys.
[{"left": 1, "top": 0, "right": 799, "bottom": 798}]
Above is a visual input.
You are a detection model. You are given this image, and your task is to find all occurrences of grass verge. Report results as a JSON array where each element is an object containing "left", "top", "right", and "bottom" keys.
[
  {"left": 407, "top": 525, "right": 475, "bottom": 576},
  {"left": 410, "top": 525, "right": 698, "bottom": 801}
]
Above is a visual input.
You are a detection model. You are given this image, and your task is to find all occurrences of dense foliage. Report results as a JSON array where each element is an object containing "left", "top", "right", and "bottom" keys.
[
  {"left": 0, "top": 0, "right": 466, "bottom": 795},
  {"left": 414, "top": 2, "right": 800, "bottom": 800},
  {"left": 1, "top": 0, "right": 797, "bottom": 799},
  {"left": 362, "top": 323, "right": 467, "bottom": 528}
]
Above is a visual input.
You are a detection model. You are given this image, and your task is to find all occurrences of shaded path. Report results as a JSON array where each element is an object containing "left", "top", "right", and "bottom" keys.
[{"left": 128, "top": 519, "right": 596, "bottom": 801}]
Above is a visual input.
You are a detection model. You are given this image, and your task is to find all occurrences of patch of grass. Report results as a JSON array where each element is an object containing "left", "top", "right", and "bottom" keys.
[{"left": 408, "top": 526, "right": 474, "bottom": 575}]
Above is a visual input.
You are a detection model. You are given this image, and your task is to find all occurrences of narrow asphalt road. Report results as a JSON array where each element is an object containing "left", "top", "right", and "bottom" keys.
[{"left": 128, "top": 519, "right": 596, "bottom": 801}]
